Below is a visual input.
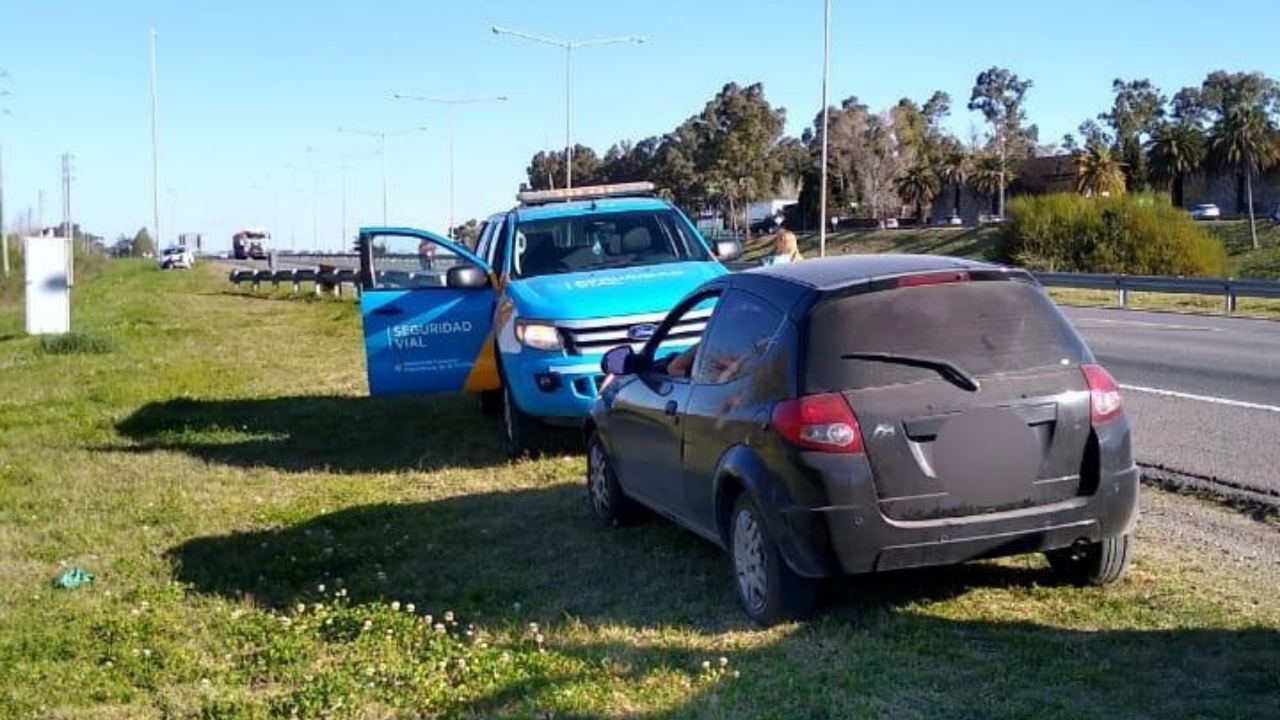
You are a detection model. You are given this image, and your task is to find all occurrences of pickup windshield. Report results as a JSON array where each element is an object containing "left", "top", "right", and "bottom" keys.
[{"left": 510, "top": 209, "right": 712, "bottom": 279}]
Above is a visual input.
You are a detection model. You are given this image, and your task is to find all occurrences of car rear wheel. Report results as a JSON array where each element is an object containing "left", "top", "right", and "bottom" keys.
[
  {"left": 501, "top": 384, "right": 539, "bottom": 458},
  {"left": 585, "top": 432, "right": 638, "bottom": 527},
  {"left": 729, "top": 494, "right": 814, "bottom": 626},
  {"left": 1045, "top": 534, "right": 1132, "bottom": 585}
]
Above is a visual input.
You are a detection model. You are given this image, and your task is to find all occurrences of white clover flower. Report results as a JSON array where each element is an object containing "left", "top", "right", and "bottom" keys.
[
  {"left": 405, "top": 603, "right": 416, "bottom": 614},
  {"left": 534, "top": 633, "right": 545, "bottom": 645},
  {"left": 295, "top": 603, "right": 306, "bottom": 615},
  {"left": 362, "top": 619, "right": 373, "bottom": 632},
  {"left": 444, "top": 610, "right": 455, "bottom": 623},
  {"left": 732, "top": 670, "right": 741, "bottom": 679},
  {"left": 434, "top": 623, "right": 446, "bottom": 633},
  {"left": 317, "top": 584, "right": 326, "bottom": 593},
  {"left": 390, "top": 601, "right": 401, "bottom": 612},
  {"left": 424, "top": 614, "right": 433, "bottom": 625},
  {"left": 718, "top": 656, "right": 729, "bottom": 667},
  {"left": 701, "top": 660, "right": 711, "bottom": 671}
]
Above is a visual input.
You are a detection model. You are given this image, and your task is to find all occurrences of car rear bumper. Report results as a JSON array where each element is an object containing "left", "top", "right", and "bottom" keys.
[{"left": 780, "top": 462, "right": 1140, "bottom": 576}]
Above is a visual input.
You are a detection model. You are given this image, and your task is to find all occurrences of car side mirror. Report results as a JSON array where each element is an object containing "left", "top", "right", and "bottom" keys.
[
  {"left": 601, "top": 345, "right": 637, "bottom": 376},
  {"left": 714, "top": 239, "right": 742, "bottom": 262},
  {"left": 446, "top": 265, "right": 490, "bottom": 289}
]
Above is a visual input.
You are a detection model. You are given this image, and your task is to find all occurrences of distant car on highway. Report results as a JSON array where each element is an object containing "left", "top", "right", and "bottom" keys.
[
  {"left": 587, "top": 255, "right": 1138, "bottom": 624},
  {"left": 158, "top": 245, "right": 195, "bottom": 270},
  {"left": 1190, "top": 203, "right": 1221, "bottom": 220},
  {"left": 943, "top": 214, "right": 964, "bottom": 226}
]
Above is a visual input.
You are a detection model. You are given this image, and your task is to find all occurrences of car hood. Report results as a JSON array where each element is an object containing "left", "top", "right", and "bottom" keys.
[{"left": 507, "top": 261, "right": 727, "bottom": 321}]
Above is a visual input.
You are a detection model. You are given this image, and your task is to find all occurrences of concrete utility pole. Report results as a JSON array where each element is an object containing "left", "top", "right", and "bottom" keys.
[
  {"left": 818, "top": 0, "right": 832, "bottom": 257},
  {"left": 149, "top": 27, "right": 162, "bottom": 246},
  {"left": 491, "top": 26, "right": 644, "bottom": 189},
  {"left": 392, "top": 94, "right": 507, "bottom": 237}
]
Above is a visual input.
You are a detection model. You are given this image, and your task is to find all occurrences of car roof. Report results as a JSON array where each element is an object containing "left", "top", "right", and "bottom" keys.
[
  {"left": 512, "top": 196, "right": 672, "bottom": 222},
  {"left": 740, "top": 254, "right": 1007, "bottom": 293}
]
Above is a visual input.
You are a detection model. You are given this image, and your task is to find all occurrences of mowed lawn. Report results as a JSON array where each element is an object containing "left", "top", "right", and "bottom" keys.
[{"left": 1, "top": 260, "right": 1278, "bottom": 719}]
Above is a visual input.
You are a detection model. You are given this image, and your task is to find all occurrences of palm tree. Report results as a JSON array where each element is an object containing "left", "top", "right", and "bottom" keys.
[
  {"left": 1209, "top": 104, "right": 1279, "bottom": 249},
  {"left": 1147, "top": 124, "right": 1206, "bottom": 208},
  {"left": 937, "top": 151, "right": 972, "bottom": 216},
  {"left": 1076, "top": 145, "right": 1127, "bottom": 197},
  {"left": 895, "top": 163, "right": 941, "bottom": 224},
  {"left": 968, "top": 154, "right": 1014, "bottom": 215}
]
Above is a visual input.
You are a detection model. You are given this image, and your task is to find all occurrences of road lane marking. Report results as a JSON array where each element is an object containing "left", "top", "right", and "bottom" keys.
[
  {"left": 1120, "top": 384, "right": 1280, "bottom": 413},
  {"left": 1077, "top": 317, "right": 1217, "bottom": 331}
]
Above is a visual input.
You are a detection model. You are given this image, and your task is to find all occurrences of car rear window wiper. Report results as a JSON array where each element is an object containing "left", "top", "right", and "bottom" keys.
[{"left": 840, "top": 352, "right": 980, "bottom": 392}]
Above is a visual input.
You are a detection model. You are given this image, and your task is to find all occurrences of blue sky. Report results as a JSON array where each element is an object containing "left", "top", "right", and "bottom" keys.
[{"left": 3, "top": 0, "right": 1277, "bottom": 251}]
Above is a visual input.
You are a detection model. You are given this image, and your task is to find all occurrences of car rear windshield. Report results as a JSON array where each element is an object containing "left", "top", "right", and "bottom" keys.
[
  {"left": 803, "top": 279, "right": 1091, "bottom": 392},
  {"left": 510, "top": 209, "right": 711, "bottom": 279}
]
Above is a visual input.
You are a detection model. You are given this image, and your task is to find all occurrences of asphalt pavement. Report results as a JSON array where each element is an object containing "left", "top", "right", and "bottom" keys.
[{"left": 1065, "top": 306, "right": 1280, "bottom": 498}]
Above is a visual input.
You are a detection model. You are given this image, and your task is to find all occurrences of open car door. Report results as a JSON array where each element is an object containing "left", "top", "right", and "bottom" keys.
[{"left": 357, "top": 227, "right": 499, "bottom": 395}]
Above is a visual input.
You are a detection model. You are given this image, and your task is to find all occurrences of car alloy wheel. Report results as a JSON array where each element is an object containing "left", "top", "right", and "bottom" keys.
[
  {"left": 732, "top": 506, "right": 768, "bottom": 616},
  {"left": 588, "top": 441, "right": 612, "bottom": 519}
]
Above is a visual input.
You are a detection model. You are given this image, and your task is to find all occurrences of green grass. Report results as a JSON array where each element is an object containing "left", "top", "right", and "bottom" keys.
[
  {"left": 1206, "top": 220, "right": 1280, "bottom": 280},
  {"left": 2, "top": 261, "right": 1279, "bottom": 718}
]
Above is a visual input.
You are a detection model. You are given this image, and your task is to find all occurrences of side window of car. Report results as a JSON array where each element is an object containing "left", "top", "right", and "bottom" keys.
[
  {"left": 490, "top": 217, "right": 510, "bottom": 275},
  {"left": 692, "top": 290, "right": 785, "bottom": 386},
  {"left": 473, "top": 221, "right": 492, "bottom": 260}
]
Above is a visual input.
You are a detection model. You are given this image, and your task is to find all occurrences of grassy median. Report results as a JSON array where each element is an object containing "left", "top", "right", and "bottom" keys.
[{"left": 1, "top": 260, "right": 1277, "bottom": 719}]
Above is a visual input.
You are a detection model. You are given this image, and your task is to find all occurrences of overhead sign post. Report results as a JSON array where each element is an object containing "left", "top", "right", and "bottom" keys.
[{"left": 24, "top": 236, "right": 71, "bottom": 335}]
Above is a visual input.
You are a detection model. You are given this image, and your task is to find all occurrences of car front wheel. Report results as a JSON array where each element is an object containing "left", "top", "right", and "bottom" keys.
[
  {"left": 729, "top": 494, "right": 814, "bottom": 626},
  {"left": 501, "top": 384, "right": 539, "bottom": 458},
  {"left": 1045, "top": 534, "right": 1132, "bottom": 585}
]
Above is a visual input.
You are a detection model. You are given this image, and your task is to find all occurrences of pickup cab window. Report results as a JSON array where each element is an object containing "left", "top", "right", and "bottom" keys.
[{"left": 511, "top": 209, "right": 710, "bottom": 279}]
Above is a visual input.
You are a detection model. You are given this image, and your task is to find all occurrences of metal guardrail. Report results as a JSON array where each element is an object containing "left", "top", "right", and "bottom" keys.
[
  {"left": 230, "top": 261, "right": 1280, "bottom": 315},
  {"left": 1033, "top": 272, "right": 1280, "bottom": 313}
]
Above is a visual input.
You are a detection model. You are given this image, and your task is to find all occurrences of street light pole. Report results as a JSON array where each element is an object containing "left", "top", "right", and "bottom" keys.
[
  {"left": 392, "top": 94, "right": 507, "bottom": 236},
  {"left": 491, "top": 26, "right": 644, "bottom": 189},
  {"left": 339, "top": 125, "right": 429, "bottom": 225},
  {"left": 149, "top": 28, "right": 161, "bottom": 246},
  {"left": 306, "top": 147, "right": 351, "bottom": 247},
  {"left": 819, "top": 0, "right": 831, "bottom": 258}
]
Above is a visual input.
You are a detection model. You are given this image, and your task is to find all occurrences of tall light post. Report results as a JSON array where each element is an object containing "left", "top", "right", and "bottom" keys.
[
  {"left": 285, "top": 163, "right": 322, "bottom": 251},
  {"left": 1, "top": 70, "right": 10, "bottom": 275},
  {"left": 338, "top": 125, "right": 429, "bottom": 225},
  {"left": 306, "top": 147, "right": 351, "bottom": 248},
  {"left": 149, "top": 28, "right": 161, "bottom": 246},
  {"left": 491, "top": 26, "right": 644, "bottom": 189},
  {"left": 392, "top": 94, "right": 507, "bottom": 237},
  {"left": 818, "top": 0, "right": 831, "bottom": 257}
]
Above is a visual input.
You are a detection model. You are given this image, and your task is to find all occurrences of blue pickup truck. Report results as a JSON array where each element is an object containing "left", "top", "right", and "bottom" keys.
[{"left": 355, "top": 182, "right": 740, "bottom": 456}]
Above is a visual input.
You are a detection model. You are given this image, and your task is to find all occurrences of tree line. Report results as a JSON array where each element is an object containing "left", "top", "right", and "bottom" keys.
[{"left": 523, "top": 69, "right": 1280, "bottom": 247}]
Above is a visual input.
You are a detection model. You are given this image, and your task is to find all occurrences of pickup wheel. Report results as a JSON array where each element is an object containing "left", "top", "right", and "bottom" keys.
[
  {"left": 729, "top": 494, "right": 814, "bottom": 626},
  {"left": 501, "top": 384, "right": 540, "bottom": 458},
  {"left": 1045, "top": 534, "right": 1133, "bottom": 585},
  {"left": 585, "top": 432, "right": 638, "bottom": 527},
  {"left": 477, "top": 390, "right": 502, "bottom": 416}
]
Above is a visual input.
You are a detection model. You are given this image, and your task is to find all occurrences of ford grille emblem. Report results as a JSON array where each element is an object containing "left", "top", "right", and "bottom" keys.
[{"left": 627, "top": 323, "right": 657, "bottom": 341}]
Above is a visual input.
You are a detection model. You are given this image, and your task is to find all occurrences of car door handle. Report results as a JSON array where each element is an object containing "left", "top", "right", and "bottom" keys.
[
  {"left": 664, "top": 400, "right": 679, "bottom": 417},
  {"left": 372, "top": 305, "right": 403, "bottom": 316}
]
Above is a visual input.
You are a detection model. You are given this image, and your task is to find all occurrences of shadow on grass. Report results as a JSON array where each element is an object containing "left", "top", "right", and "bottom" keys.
[
  {"left": 167, "top": 484, "right": 1280, "bottom": 717},
  {"left": 113, "top": 393, "right": 532, "bottom": 474}
]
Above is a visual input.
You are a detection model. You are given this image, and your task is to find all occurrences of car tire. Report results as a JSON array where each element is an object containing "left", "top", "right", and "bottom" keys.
[
  {"left": 477, "top": 389, "right": 502, "bottom": 416},
  {"left": 1045, "top": 534, "right": 1132, "bottom": 586},
  {"left": 501, "top": 384, "right": 539, "bottom": 458},
  {"left": 728, "top": 494, "right": 814, "bottom": 626},
  {"left": 585, "top": 432, "right": 638, "bottom": 528}
]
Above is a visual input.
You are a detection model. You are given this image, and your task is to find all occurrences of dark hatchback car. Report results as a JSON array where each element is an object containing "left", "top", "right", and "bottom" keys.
[{"left": 585, "top": 255, "right": 1138, "bottom": 625}]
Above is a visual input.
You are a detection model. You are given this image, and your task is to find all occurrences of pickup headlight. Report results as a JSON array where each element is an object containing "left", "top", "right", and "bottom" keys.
[{"left": 515, "top": 319, "right": 563, "bottom": 351}]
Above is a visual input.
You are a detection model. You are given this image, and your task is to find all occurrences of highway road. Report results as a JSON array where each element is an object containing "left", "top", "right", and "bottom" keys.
[{"left": 1066, "top": 306, "right": 1280, "bottom": 499}]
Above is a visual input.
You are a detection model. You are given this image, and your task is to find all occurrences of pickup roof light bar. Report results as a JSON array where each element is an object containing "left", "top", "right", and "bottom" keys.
[{"left": 517, "top": 181, "right": 656, "bottom": 206}]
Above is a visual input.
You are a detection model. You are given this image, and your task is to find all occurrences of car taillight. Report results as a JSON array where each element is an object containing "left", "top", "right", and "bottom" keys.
[
  {"left": 1081, "top": 364, "right": 1123, "bottom": 424},
  {"left": 896, "top": 271, "right": 969, "bottom": 288},
  {"left": 771, "top": 393, "right": 864, "bottom": 454}
]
